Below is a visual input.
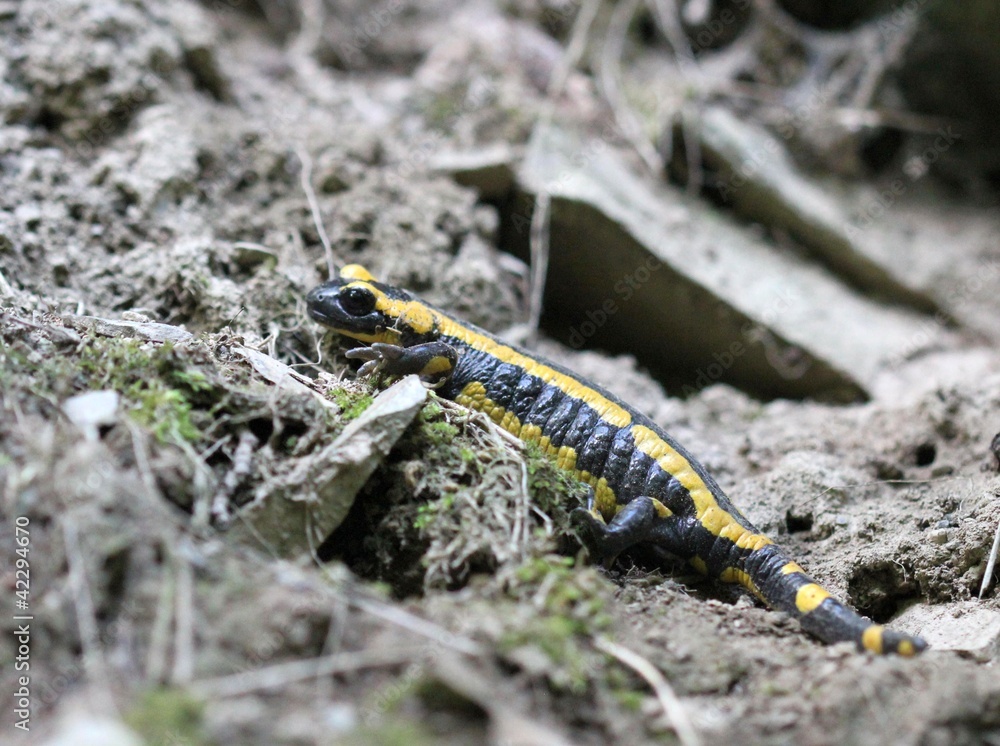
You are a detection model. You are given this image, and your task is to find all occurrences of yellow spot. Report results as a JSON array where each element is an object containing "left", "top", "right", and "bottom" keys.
[
  {"left": 781, "top": 562, "right": 806, "bottom": 575},
  {"left": 795, "top": 583, "right": 831, "bottom": 614},
  {"left": 374, "top": 295, "right": 438, "bottom": 335},
  {"left": 897, "top": 639, "right": 915, "bottom": 657},
  {"left": 690, "top": 557, "right": 708, "bottom": 574},
  {"left": 340, "top": 264, "right": 376, "bottom": 282},
  {"left": 520, "top": 422, "right": 543, "bottom": 444},
  {"left": 630, "top": 425, "right": 773, "bottom": 551},
  {"left": 437, "top": 317, "right": 633, "bottom": 428},
  {"left": 720, "top": 567, "right": 766, "bottom": 602},
  {"left": 556, "top": 445, "right": 577, "bottom": 471},
  {"left": 420, "top": 355, "right": 454, "bottom": 376},
  {"left": 649, "top": 497, "right": 673, "bottom": 519},
  {"left": 592, "top": 476, "right": 617, "bottom": 519},
  {"left": 862, "top": 625, "right": 885, "bottom": 655}
]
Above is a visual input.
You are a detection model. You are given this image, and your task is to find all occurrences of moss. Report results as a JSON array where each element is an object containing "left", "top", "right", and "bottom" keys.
[
  {"left": 412, "top": 493, "right": 455, "bottom": 531},
  {"left": 330, "top": 387, "right": 375, "bottom": 421},
  {"left": 123, "top": 688, "right": 207, "bottom": 746},
  {"left": 499, "top": 556, "right": 615, "bottom": 694},
  {"left": 75, "top": 339, "right": 224, "bottom": 445},
  {"left": 614, "top": 688, "right": 646, "bottom": 712},
  {"left": 341, "top": 721, "right": 439, "bottom": 746},
  {"left": 522, "top": 441, "right": 590, "bottom": 517}
]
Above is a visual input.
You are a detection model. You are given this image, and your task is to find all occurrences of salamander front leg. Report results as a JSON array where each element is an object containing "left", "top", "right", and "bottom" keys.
[
  {"left": 345, "top": 341, "right": 458, "bottom": 386},
  {"left": 571, "top": 496, "right": 673, "bottom": 567}
]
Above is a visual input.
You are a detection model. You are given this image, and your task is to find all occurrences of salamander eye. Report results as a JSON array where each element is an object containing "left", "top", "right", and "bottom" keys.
[{"left": 339, "top": 286, "right": 376, "bottom": 316}]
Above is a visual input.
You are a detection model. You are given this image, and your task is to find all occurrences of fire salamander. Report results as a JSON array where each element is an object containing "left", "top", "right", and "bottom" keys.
[{"left": 306, "top": 264, "right": 927, "bottom": 656}]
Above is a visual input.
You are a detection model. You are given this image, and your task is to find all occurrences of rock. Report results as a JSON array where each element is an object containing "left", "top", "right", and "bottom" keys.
[
  {"left": 430, "top": 145, "right": 518, "bottom": 200},
  {"left": 63, "top": 314, "right": 195, "bottom": 344},
  {"left": 230, "top": 375, "right": 429, "bottom": 556},
  {"left": 691, "top": 106, "right": 942, "bottom": 315},
  {"left": 512, "top": 124, "right": 948, "bottom": 401}
]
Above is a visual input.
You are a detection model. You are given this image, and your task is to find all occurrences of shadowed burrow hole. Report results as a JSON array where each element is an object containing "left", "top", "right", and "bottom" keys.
[
  {"left": 912, "top": 441, "right": 937, "bottom": 467},
  {"left": 243, "top": 416, "right": 273, "bottom": 442},
  {"left": 785, "top": 510, "right": 814, "bottom": 534},
  {"left": 847, "top": 560, "right": 921, "bottom": 623},
  {"left": 317, "top": 476, "right": 430, "bottom": 599},
  {"left": 775, "top": 0, "right": 898, "bottom": 30}
]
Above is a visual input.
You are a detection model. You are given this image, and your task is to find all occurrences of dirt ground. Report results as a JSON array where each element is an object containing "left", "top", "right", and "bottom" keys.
[{"left": 2, "top": 2, "right": 1000, "bottom": 745}]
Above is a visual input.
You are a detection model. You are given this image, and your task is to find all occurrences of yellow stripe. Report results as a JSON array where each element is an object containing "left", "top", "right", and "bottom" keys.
[
  {"left": 896, "top": 639, "right": 915, "bottom": 657},
  {"left": 343, "top": 276, "right": 634, "bottom": 431},
  {"left": 456, "top": 382, "right": 620, "bottom": 518},
  {"left": 781, "top": 562, "right": 805, "bottom": 575},
  {"left": 439, "top": 318, "right": 633, "bottom": 429},
  {"left": 345, "top": 274, "right": 771, "bottom": 557},
  {"left": 371, "top": 293, "right": 438, "bottom": 335},
  {"left": 794, "top": 583, "right": 831, "bottom": 614},
  {"left": 630, "top": 425, "right": 772, "bottom": 550},
  {"left": 861, "top": 625, "right": 884, "bottom": 654},
  {"left": 340, "top": 264, "right": 376, "bottom": 281}
]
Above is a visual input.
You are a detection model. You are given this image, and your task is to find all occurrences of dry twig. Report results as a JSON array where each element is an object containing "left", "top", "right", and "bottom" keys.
[
  {"left": 595, "top": 636, "right": 701, "bottom": 746},
  {"left": 527, "top": 190, "right": 551, "bottom": 343},
  {"left": 190, "top": 646, "right": 427, "bottom": 699},
  {"left": 63, "top": 520, "right": 117, "bottom": 713},
  {"left": 599, "top": 0, "right": 665, "bottom": 173},
  {"left": 171, "top": 541, "right": 196, "bottom": 685},
  {"left": 648, "top": 0, "right": 703, "bottom": 194},
  {"left": 296, "top": 146, "right": 336, "bottom": 279},
  {"left": 980, "top": 514, "right": 1000, "bottom": 599}
]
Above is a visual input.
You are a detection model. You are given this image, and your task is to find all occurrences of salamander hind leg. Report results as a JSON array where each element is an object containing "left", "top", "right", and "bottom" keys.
[{"left": 571, "top": 495, "right": 679, "bottom": 567}]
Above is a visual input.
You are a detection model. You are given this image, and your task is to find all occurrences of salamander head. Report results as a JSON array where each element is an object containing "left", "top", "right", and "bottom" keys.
[{"left": 306, "top": 264, "right": 441, "bottom": 345}]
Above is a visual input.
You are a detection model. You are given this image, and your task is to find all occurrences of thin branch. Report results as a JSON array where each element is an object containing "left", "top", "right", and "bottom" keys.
[
  {"left": 146, "top": 553, "right": 175, "bottom": 683},
  {"left": 296, "top": 147, "right": 336, "bottom": 279},
  {"left": 288, "top": 0, "right": 326, "bottom": 61},
  {"left": 548, "top": 0, "right": 602, "bottom": 98},
  {"left": 599, "top": 0, "right": 664, "bottom": 173},
  {"left": 649, "top": 0, "right": 703, "bottom": 194},
  {"left": 347, "top": 593, "right": 484, "bottom": 657},
  {"left": 980, "top": 515, "right": 1000, "bottom": 599},
  {"left": 527, "top": 191, "right": 551, "bottom": 342},
  {"left": 595, "top": 637, "right": 701, "bottom": 746},
  {"left": 63, "top": 520, "right": 117, "bottom": 713},
  {"left": 189, "top": 646, "right": 426, "bottom": 699},
  {"left": 171, "top": 542, "right": 196, "bottom": 684}
]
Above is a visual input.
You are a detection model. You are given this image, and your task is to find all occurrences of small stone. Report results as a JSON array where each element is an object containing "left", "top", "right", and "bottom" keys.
[
  {"left": 62, "top": 390, "right": 120, "bottom": 441},
  {"left": 928, "top": 528, "right": 950, "bottom": 545}
]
